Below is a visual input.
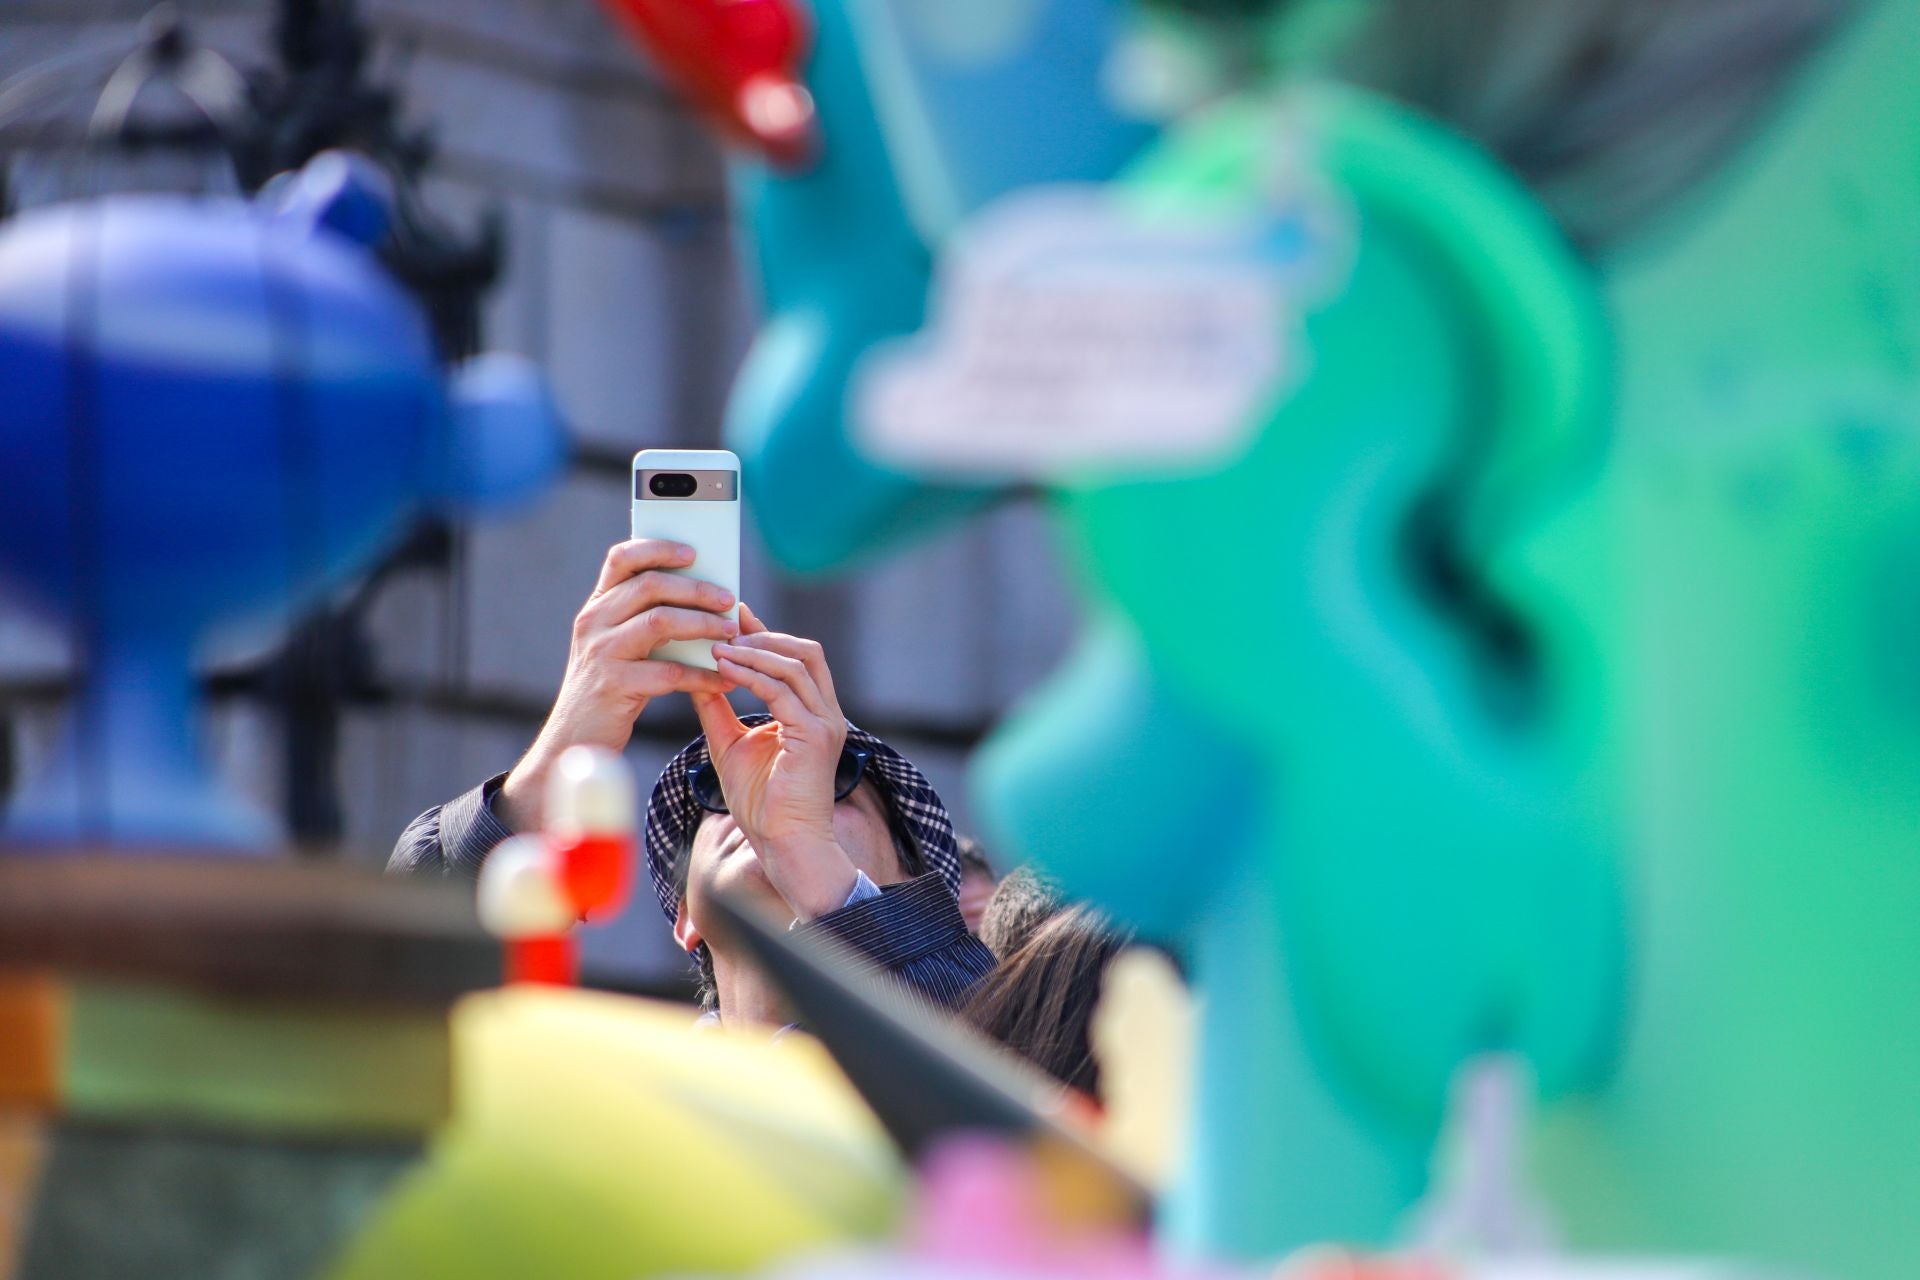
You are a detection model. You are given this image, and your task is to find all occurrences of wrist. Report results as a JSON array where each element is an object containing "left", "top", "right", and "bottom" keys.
[
  {"left": 758, "top": 831, "right": 858, "bottom": 921},
  {"left": 496, "top": 753, "right": 550, "bottom": 832},
  {"left": 502, "top": 704, "right": 644, "bottom": 830}
]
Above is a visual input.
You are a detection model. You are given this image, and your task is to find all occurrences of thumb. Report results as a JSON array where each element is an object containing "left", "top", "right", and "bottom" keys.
[{"left": 692, "top": 691, "right": 746, "bottom": 757}]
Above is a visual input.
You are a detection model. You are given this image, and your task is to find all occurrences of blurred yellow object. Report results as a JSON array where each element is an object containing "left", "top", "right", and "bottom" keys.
[
  {"left": 328, "top": 987, "right": 905, "bottom": 1280},
  {"left": 1091, "top": 949, "right": 1197, "bottom": 1190}
]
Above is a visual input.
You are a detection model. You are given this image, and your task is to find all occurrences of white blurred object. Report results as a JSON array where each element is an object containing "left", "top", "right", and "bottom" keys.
[
  {"left": 1091, "top": 947, "right": 1197, "bottom": 1188},
  {"left": 545, "top": 743, "right": 636, "bottom": 839},
  {"left": 853, "top": 185, "right": 1326, "bottom": 482},
  {"left": 1102, "top": 22, "right": 1223, "bottom": 121},
  {"left": 476, "top": 834, "right": 572, "bottom": 937},
  {"left": 1409, "top": 1054, "right": 1559, "bottom": 1257}
]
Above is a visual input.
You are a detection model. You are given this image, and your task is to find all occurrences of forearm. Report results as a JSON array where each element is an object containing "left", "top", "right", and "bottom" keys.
[
  {"left": 387, "top": 773, "right": 516, "bottom": 878},
  {"left": 497, "top": 739, "right": 562, "bottom": 833},
  {"left": 498, "top": 695, "right": 649, "bottom": 832}
]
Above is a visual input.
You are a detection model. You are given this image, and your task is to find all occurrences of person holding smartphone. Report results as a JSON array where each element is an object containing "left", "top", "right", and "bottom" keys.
[{"left": 388, "top": 537, "right": 995, "bottom": 1026}]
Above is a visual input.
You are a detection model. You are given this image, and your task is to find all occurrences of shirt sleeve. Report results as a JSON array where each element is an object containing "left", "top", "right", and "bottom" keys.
[
  {"left": 837, "top": 869, "right": 883, "bottom": 910},
  {"left": 798, "top": 871, "right": 996, "bottom": 1009},
  {"left": 387, "top": 772, "right": 517, "bottom": 879}
]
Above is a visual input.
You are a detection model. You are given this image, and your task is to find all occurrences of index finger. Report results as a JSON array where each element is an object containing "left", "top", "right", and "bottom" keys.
[
  {"left": 731, "top": 631, "right": 837, "bottom": 714},
  {"left": 594, "top": 539, "right": 695, "bottom": 596},
  {"left": 692, "top": 691, "right": 747, "bottom": 758}
]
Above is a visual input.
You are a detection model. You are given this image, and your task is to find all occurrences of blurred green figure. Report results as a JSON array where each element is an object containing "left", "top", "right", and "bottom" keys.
[
  {"left": 988, "top": 2, "right": 1920, "bottom": 1273},
  {"left": 697, "top": 0, "right": 1920, "bottom": 1274},
  {"left": 1523, "top": 1, "right": 1920, "bottom": 1270}
]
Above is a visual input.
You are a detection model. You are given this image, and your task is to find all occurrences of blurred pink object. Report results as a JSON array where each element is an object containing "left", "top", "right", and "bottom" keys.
[{"left": 912, "top": 1136, "right": 1232, "bottom": 1279}]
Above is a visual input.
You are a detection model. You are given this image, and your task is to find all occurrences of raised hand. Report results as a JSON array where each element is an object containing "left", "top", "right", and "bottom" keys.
[
  {"left": 692, "top": 603, "right": 860, "bottom": 919},
  {"left": 499, "top": 539, "right": 738, "bottom": 830}
]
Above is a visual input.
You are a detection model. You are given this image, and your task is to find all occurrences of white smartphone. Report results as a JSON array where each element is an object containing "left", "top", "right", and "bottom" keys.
[{"left": 631, "top": 448, "right": 741, "bottom": 672}]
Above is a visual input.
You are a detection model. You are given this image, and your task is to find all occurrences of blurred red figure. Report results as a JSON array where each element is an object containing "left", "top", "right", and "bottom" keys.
[
  {"left": 476, "top": 746, "right": 638, "bottom": 985},
  {"left": 599, "top": 0, "right": 817, "bottom": 167},
  {"left": 508, "top": 934, "right": 577, "bottom": 987},
  {"left": 547, "top": 746, "right": 637, "bottom": 923}
]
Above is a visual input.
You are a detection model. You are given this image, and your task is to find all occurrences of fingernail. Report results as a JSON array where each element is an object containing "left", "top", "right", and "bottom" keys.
[{"left": 675, "top": 544, "right": 696, "bottom": 561}]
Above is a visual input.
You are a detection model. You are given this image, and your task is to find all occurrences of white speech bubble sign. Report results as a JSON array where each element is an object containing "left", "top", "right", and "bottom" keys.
[{"left": 854, "top": 182, "right": 1348, "bottom": 482}]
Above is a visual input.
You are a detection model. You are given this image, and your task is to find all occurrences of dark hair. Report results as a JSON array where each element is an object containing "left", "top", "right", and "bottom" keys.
[
  {"left": 978, "top": 865, "right": 1064, "bottom": 960},
  {"left": 961, "top": 904, "right": 1132, "bottom": 1097},
  {"left": 670, "top": 779, "right": 926, "bottom": 1011},
  {"left": 666, "top": 824, "right": 721, "bottom": 1010}
]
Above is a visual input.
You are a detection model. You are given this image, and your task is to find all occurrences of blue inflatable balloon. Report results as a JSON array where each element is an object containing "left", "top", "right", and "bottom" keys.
[{"left": 0, "top": 151, "right": 565, "bottom": 849}]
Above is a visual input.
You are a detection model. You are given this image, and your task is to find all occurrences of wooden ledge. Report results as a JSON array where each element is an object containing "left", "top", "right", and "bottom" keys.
[{"left": 0, "top": 855, "right": 502, "bottom": 1005}]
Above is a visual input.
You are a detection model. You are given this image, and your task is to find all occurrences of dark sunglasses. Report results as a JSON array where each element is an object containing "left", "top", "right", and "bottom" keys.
[{"left": 688, "top": 745, "right": 873, "bottom": 815}]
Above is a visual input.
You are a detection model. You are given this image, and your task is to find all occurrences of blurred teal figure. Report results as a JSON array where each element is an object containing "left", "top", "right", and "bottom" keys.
[{"left": 685, "top": 0, "right": 1154, "bottom": 569}]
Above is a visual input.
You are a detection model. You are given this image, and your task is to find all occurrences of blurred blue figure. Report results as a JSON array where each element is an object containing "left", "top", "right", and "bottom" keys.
[
  {"left": 723, "top": 0, "right": 1153, "bottom": 570},
  {"left": 0, "top": 152, "right": 565, "bottom": 850}
]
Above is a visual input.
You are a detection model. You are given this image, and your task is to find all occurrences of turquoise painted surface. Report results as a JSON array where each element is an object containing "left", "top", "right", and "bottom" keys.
[{"left": 720, "top": 1, "right": 1920, "bottom": 1272}]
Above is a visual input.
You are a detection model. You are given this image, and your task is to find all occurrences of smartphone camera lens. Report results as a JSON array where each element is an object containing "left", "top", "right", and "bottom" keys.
[{"left": 649, "top": 472, "right": 699, "bottom": 498}]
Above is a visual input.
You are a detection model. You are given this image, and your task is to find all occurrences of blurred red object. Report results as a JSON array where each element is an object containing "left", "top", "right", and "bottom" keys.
[
  {"left": 599, "top": 0, "right": 817, "bottom": 167},
  {"left": 557, "top": 832, "right": 631, "bottom": 922},
  {"left": 508, "top": 934, "right": 578, "bottom": 986}
]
